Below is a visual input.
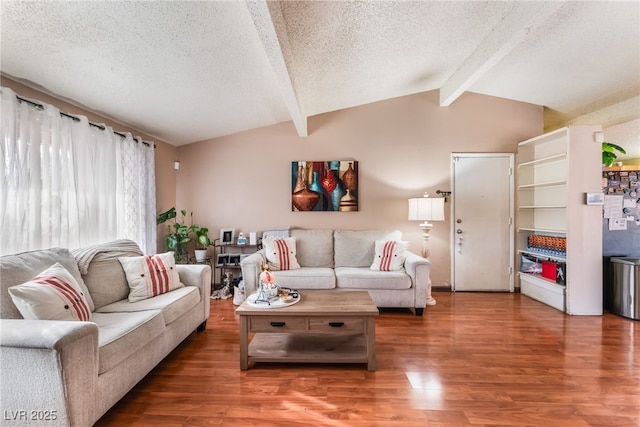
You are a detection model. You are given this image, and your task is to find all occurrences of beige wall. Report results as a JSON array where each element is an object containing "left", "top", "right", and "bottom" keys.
[
  {"left": 3, "top": 77, "right": 544, "bottom": 286},
  {"left": 1, "top": 76, "right": 178, "bottom": 247},
  {"left": 176, "top": 90, "right": 543, "bottom": 287}
]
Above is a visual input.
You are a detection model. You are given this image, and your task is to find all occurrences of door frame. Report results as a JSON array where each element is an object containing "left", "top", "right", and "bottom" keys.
[{"left": 450, "top": 152, "right": 515, "bottom": 292}]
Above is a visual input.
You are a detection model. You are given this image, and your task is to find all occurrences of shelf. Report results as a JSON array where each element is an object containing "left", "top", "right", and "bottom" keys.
[
  {"left": 518, "top": 180, "right": 566, "bottom": 189},
  {"left": 518, "top": 205, "right": 566, "bottom": 209},
  {"left": 517, "top": 227, "right": 566, "bottom": 235},
  {"left": 516, "top": 125, "right": 602, "bottom": 315},
  {"left": 248, "top": 333, "right": 368, "bottom": 365},
  {"left": 214, "top": 237, "right": 262, "bottom": 249},
  {"left": 518, "top": 127, "right": 568, "bottom": 147},
  {"left": 518, "top": 249, "right": 566, "bottom": 262},
  {"left": 214, "top": 237, "right": 262, "bottom": 286},
  {"left": 215, "top": 243, "right": 260, "bottom": 249},
  {"left": 519, "top": 272, "right": 565, "bottom": 288},
  {"left": 519, "top": 273, "right": 565, "bottom": 311},
  {"left": 603, "top": 165, "right": 640, "bottom": 172},
  {"left": 517, "top": 153, "right": 567, "bottom": 167}
]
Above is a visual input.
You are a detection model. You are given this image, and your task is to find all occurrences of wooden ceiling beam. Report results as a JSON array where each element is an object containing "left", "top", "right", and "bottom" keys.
[
  {"left": 246, "top": 0, "right": 308, "bottom": 137},
  {"left": 439, "top": 2, "right": 564, "bottom": 107}
]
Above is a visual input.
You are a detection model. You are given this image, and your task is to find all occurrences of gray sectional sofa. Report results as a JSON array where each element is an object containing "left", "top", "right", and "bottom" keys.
[
  {"left": 0, "top": 241, "right": 211, "bottom": 426},
  {"left": 240, "top": 229, "right": 430, "bottom": 315}
]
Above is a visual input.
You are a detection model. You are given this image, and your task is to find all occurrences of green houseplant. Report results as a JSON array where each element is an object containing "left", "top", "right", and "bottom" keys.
[
  {"left": 602, "top": 142, "right": 626, "bottom": 167},
  {"left": 157, "top": 207, "right": 214, "bottom": 263},
  {"left": 190, "top": 225, "right": 212, "bottom": 248},
  {"left": 157, "top": 207, "right": 192, "bottom": 263},
  {"left": 190, "top": 224, "right": 213, "bottom": 262}
]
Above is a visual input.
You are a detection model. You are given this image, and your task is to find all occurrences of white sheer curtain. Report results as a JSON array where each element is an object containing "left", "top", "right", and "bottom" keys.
[{"left": 0, "top": 87, "right": 156, "bottom": 255}]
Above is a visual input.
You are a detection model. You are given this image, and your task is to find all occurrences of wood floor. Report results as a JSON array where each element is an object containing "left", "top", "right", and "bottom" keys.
[{"left": 96, "top": 291, "right": 639, "bottom": 427}]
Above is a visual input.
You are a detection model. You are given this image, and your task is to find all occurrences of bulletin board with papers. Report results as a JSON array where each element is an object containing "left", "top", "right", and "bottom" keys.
[{"left": 602, "top": 168, "right": 640, "bottom": 231}]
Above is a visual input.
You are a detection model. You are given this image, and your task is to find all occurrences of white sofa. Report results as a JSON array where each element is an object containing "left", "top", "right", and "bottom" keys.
[
  {"left": 0, "top": 241, "right": 211, "bottom": 426},
  {"left": 240, "top": 229, "right": 430, "bottom": 315}
]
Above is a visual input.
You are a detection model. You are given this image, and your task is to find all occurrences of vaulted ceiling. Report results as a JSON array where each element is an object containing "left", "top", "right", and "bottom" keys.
[{"left": 1, "top": 1, "right": 639, "bottom": 147}]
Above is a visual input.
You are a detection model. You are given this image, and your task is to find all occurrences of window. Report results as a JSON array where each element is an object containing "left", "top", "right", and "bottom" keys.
[{"left": 0, "top": 87, "right": 156, "bottom": 255}]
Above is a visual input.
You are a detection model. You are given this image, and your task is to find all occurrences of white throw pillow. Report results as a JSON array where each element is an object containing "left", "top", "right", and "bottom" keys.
[
  {"left": 263, "top": 237, "right": 301, "bottom": 271},
  {"left": 8, "top": 262, "right": 92, "bottom": 321},
  {"left": 370, "top": 240, "right": 409, "bottom": 271},
  {"left": 118, "top": 252, "right": 184, "bottom": 302}
]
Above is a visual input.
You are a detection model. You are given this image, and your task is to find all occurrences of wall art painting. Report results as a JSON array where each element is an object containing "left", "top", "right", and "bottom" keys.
[{"left": 291, "top": 161, "right": 358, "bottom": 212}]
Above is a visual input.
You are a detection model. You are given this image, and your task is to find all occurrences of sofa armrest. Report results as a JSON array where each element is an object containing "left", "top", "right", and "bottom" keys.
[
  {"left": 240, "top": 250, "right": 266, "bottom": 296},
  {"left": 176, "top": 264, "right": 212, "bottom": 320},
  {"left": 404, "top": 251, "right": 431, "bottom": 309},
  {"left": 0, "top": 319, "right": 99, "bottom": 426}
]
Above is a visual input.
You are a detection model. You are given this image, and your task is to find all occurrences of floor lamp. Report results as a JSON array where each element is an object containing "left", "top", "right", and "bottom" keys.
[{"left": 408, "top": 193, "right": 445, "bottom": 306}]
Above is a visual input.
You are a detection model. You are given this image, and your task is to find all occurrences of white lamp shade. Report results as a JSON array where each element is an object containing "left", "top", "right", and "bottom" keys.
[{"left": 408, "top": 197, "right": 445, "bottom": 221}]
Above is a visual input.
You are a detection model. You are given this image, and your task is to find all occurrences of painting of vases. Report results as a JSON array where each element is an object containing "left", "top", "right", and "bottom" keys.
[{"left": 291, "top": 161, "right": 358, "bottom": 212}]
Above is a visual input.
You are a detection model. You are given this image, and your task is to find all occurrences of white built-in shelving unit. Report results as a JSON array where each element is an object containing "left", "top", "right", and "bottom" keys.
[{"left": 516, "top": 125, "right": 603, "bottom": 315}]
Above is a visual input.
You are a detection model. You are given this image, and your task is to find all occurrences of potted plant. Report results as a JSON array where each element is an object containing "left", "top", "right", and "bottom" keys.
[
  {"left": 156, "top": 207, "right": 192, "bottom": 263},
  {"left": 602, "top": 142, "right": 626, "bottom": 167},
  {"left": 190, "top": 224, "right": 213, "bottom": 262}
]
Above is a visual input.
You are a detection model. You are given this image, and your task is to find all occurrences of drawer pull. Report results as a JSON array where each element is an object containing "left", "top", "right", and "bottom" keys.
[
  {"left": 329, "top": 322, "right": 345, "bottom": 327},
  {"left": 270, "top": 321, "right": 286, "bottom": 327}
]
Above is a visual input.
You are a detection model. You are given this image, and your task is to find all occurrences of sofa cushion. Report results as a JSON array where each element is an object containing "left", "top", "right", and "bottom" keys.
[
  {"left": 335, "top": 267, "right": 412, "bottom": 290},
  {"left": 75, "top": 240, "right": 143, "bottom": 310},
  {"left": 263, "top": 237, "right": 301, "bottom": 271},
  {"left": 119, "top": 252, "right": 184, "bottom": 302},
  {"left": 8, "top": 262, "right": 92, "bottom": 321},
  {"left": 270, "top": 267, "right": 336, "bottom": 290},
  {"left": 91, "top": 310, "right": 165, "bottom": 374},
  {"left": 96, "top": 286, "right": 200, "bottom": 325},
  {"left": 290, "top": 229, "right": 334, "bottom": 268},
  {"left": 370, "top": 240, "right": 409, "bottom": 271},
  {"left": 1, "top": 247, "right": 95, "bottom": 318},
  {"left": 334, "top": 230, "right": 402, "bottom": 267}
]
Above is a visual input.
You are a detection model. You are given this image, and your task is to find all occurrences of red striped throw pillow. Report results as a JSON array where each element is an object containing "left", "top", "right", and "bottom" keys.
[
  {"left": 8, "top": 262, "right": 91, "bottom": 321},
  {"left": 118, "top": 252, "right": 183, "bottom": 302},
  {"left": 263, "top": 237, "right": 301, "bottom": 271},
  {"left": 370, "top": 240, "right": 409, "bottom": 271}
]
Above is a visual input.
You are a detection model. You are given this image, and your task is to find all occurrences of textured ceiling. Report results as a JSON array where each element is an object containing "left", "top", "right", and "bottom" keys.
[{"left": 1, "top": 1, "right": 639, "bottom": 149}]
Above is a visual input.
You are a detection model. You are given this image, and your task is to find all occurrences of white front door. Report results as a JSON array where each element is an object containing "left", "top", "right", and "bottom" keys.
[{"left": 452, "top": 153, "right": 514, "bottom": 292}]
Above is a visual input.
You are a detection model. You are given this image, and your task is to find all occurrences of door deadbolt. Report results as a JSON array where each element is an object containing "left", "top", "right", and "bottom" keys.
[
  {"left": 456, "top": 229, "right": 463, "bottom": 234},
  {"left": 456, "top": 219, "right": 462, "bottom": 223}
]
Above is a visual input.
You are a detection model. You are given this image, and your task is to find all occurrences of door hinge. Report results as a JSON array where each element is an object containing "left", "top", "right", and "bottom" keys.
[
  {"left": 508, "top": 217, "right": 513, "bottom": 225},
  {"left": 509, "top": 167, "right": 513, "bottom": 176},
  {"left": 508, "top": 267, "right": 513, "bottom": 275}
]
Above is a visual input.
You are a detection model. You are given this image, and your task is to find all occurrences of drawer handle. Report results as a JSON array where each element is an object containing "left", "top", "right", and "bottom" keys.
[
  {"left": 270, "top": 321, "right": 286, "bottom": 327},
  {"left": 329, "top": 322, "right": 345, "bottom": 327}
]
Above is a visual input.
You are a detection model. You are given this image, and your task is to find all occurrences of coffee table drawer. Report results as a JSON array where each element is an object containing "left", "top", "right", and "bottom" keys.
[
  {"left": 308, "top": 318, "right": 365, "bottom": 333},
  {"left": 249, "top": 316, "right": 307, "bottom": 332}
]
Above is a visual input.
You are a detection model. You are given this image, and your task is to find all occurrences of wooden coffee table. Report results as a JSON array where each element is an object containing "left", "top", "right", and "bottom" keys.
[{"left": 236, "top": 290, "right": 379, "bottom": 370}]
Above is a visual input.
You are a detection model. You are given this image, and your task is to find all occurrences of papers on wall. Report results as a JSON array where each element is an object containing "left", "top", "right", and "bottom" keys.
[
  {"left": 603, "top": 195, "right": 623, "bottom": 219},
  {"left": 609, "top": 218, "right": 628, "bottom": 230},
  {"left": 604, "top": 195, "right": 631, "bottom": 230},
  {"left": 603, "top": 169, "right": 640, "bottom": 231}
]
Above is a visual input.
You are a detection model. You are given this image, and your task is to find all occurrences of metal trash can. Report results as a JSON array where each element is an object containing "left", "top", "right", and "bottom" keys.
[
  {"left": 610, "top": 257, "right": 640, "bottom": 320},
  {"left": 603, "top": 255, "right": 626, "bottom": 310}
]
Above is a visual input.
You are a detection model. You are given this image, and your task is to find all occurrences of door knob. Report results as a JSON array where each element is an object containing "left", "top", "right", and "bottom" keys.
[{"left": 456, "top": 229, "right": 463, "bottom": 234}]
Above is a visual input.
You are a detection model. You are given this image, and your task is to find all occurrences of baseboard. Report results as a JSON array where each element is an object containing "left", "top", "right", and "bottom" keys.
[{"left": 432, "top": 286, "right": 522, "bottom": 293}]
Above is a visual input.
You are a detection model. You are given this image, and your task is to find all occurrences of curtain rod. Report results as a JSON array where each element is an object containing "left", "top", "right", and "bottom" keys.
[{"left": 15, "top": 94, "right": 155, "bottom": 148}]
